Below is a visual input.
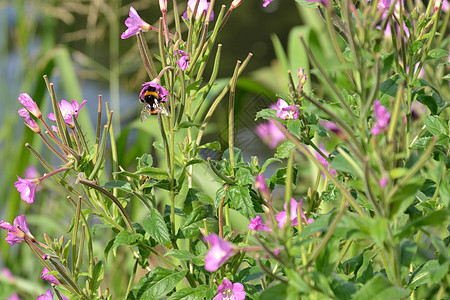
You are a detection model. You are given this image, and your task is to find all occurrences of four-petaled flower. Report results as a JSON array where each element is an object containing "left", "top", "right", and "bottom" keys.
[
  {"left": 272, "top": 99, "right": 298, "bottom": 120},
  {"left": 276, "top": 198, "right": 313, "bottom": 228},
  {"left": 37, "top": 289, "right": 69, "bottom": 300},
  {"left": 177, "top": 50, "right": 190, "bottom": 71},
  {"left": 121, "top": 7, "right": 152, "bottom": 39},
  {"left": 183, "top": 0, "right": 214, "bottom": 21},
  {"left": 48, "top": 99, "right": 87, "bottom": 128},
  {"left": 204, "top": 233, "right": 235, "bottom": 272},
  {"left": 18, "top": 108, "right": 40, "bottom": 134},
  {"left": 255, "top": 120, "right": 286, "bottom": 149},
  {"left": 140, "top": 81, "right": 169, "bottom": 102},
  {"left": 18, "top": 93, "right": 42, "bottom": 118},
  {"left": 248, "top": 216, "right": 271, "bottom": 231},
  {"left": 371, "top": 100, "right": 390, "bottom": 135},
  {"left": 41, "top": 267, "right": 60, "bottom": 285},
  {"left": 213, "top": 279, "right": 246, "bottom": 300},
  {"left": 14, "top": 176, "right": 40, "bottom": 204},
  {"left": 0, "top": 215, "right": 34, "bottom": 246}
]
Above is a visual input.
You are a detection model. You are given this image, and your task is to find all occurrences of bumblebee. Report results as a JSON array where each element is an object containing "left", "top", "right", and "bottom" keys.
[{"left": 139, "top": 86, "right": 168, "bottom": 122}]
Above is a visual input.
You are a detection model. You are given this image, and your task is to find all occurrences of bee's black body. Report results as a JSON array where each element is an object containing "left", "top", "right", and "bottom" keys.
[{"left": 139, "top": 86, "right": 167, "bottom": 121}]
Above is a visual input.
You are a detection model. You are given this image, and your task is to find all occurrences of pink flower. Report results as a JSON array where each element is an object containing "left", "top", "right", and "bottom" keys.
[
  {"left": 6, "top": 293, "right": 20, "bottom": 300},
  {"left": 276, "top": 198, "right": 313, "bottom": 228},
  {"left": 18, "top": 93, "right": 42, "bottom": 118},
  {"left": 272, "top": 99, "right": 298, "bottom": 120},
  {"left": 315, "top": 144, "right": 337, "bottom": 177},
  {"left": 213, "top": 279, "right": 246, "bottom": 300},
  {"left": 41, "top": 267, "right": 60, "bottom": 285},
  {"left": 177, "top": 50, "right": 190, "bottom": 71},
  {"left": 371, "top": 100, "right": 390, "bottom": 135},
  {"left": 0, "top": 215, "right": 34, "bottom": 246},
  {"left": 248, "top": 216, "right": 271, "bottom": 231},
  {"left": 47, "top": 99, "right": 87, "bottom": 128},
  {"left": 140, "top": 81, "right": 169, "bottom": 102},
  {"left": 159, "top": 0, "right": 167, "bottom": 13},
  {"left": 18, "top": 108, "right": 40, "bottom": 134},
  {"left": 37, "top": 289, "right": 68, "bottom": 300},
  {"left": 255, "top": 174, "right": 270, "bottom": 198},
  {"left": 204, "top": 233, "right": 235, "bottom": 272},
  {"left": 14, "top": 176, "right": 40, "bottom": 204},
  {"left": 183, "top": 0, "right": 214, "bottom": 21},
  {"left": 262, "top": 0, "right": 274, "bottom": 7},
  {"left": 320, "top": 120, "right": 345, "bottom": 139},
  {"left": 1, "top": 268, "right": 14, "bottom": 280},
  {"left": 255, "top": 120, "right": 286, "bottom": 149},
  {"left": 121, "top": 7, "right": 151, "bottom": 39}
]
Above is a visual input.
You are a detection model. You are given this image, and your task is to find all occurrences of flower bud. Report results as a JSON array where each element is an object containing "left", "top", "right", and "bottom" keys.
[{"left": 159, "top": 0, "right": 167, "bottom": 13}]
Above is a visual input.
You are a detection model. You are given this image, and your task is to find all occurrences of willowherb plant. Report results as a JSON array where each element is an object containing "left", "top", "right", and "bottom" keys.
[{"left": 1, "top": 0, "right": 449, "bottom": 299}]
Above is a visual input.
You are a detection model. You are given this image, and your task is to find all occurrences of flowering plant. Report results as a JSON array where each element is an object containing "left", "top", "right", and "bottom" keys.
[{"left": 1, "top": 0, "right": 448, "bottom": 299}]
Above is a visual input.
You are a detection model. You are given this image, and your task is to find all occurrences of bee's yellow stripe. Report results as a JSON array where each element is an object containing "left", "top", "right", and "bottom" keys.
[{"left": 144, "top": 91, "right": 159, "bottom": 97}]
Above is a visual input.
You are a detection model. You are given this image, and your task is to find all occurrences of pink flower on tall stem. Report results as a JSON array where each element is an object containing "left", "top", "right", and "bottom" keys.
[
  {"left": 177, "top": 50, "right": 190, "bottom": 71},
  {"left": 18, "top": 108, "right": 40, "bottom": 134},
  {"left": 14, "top": 176, "right": 40, "bottom": 204},
  {"left": 47, "top": 99, "right": 87, "bottom": 128},
  {"left": 6, "top": 293, "right": 20, "bottom": 300},
  {"left": 255, "top": 120, "right": 286, "bottom": 149},
  {"left": 140, "top": 81, "right": 169, "bottom": 102},
  {"left": 272, "top": 99, "right": 298, "bottom": 120},
  {"left": 204, "top": 233, "right": 235, "bottom": 272},
  {"left": 248, "top": 216, "right": 271, "bottom": 231},
  {"left": 255, "top": 174, "right": 270, "bottom": 199},
  {"left": 41, "top": 267, "right": 60, "bottom": 285},
  {"left": 276, "top": 198, "right": 313, "bottom": 228},
  {"left": 213, "top": 279, "right": 246, "bottom": 300},
  {"left": 183, "top": 0, "right": 214, "bottom": 21},
  {"left": 37, "top": 289, "right": 68, "bottom": 300},
  {"left": 18, "top": 93, "right": 42, "bottom": 118},
  {"left": 0, "top": 215, "right": 34, "bottom": 246},
  {"left": 121, "top": 7, "right": 152, "bottom": 39},
  {"left": 371, "top": 100, "right": 390, "bottom": 135}
]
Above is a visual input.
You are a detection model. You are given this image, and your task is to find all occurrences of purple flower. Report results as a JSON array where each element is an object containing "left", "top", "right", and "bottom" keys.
[
  {"left": 47, "top": 99, "right": 87, "bottom": 128},
  {"left": 255, "top": 120, "right": 286, "bottom": 149},
  {"left": 121, "top": 7, "right": 151, "bottom": 39},
  {"left": 213, "top": 279, "right": 246, "bottom": 300},
  {"left": 18, "top": 93, "right": 42, "bottom": 118},
  {"left": 37, "top": 289, "right": 68, "bottom": 300},
  {"left": 0, "top": 215, "right": 33, "bottom": 246},
  {"left": 140, "top": 81, "right": 169, "bottom": 102},
  {"left": 315, "top": 144, "right": 337, "bottom": 177},
  {"left": 183, "top": 0, "right": 214, "bottom": 21},
  {"left": 379, "top": 177, "right": 388, "bottom": 187},
  {"left": 6, "top": 294, "right": 20, "bottom": 300},
  {"left": 272, "top": 99, "right": 298, "bottom": 120},
  {"left": 262, "top": 0, "right": 274, "bottom": 7},
  {"left": 371, "top": 100, "right": 390, "bottom": 135},
  {"left": 248, "top": 216, "right": 271, "bottom": 231},
  {"left": 204, "top": 233, "right": 235, "bottom": 272},
  {"left": 41, "top": 267, "right": 60, "bottom": 285},
  {"left": 177, "top": 50, "right": 190, "bottom": 71},
  {"left": 276, "top": 198, "right": 313, "bottom": 228},
  {"left": 2, "top": 268, "right": 14, "bottom": 280},
  {"left": 320, "top": 120, "right": 345, "bottom": 139},
  {"left": 14, "top": 176, "right": 39, "bottom": 204},
  {"left": 18, "top": 108, "right": 40, "bottom": 134},
  {"left": 255, "top": 174, "right": 270, "bottom": 198}
]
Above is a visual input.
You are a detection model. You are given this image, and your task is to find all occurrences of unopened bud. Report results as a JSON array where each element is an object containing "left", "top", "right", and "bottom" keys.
[
  {"left": 297, "top": 68, "right": 307, "bottom": 91},
  {"left": 231, "top": 0, "right": 243, "bottom": 9},
  {"left": 159, "top": 0, "right": 167, "bottom": 13}
]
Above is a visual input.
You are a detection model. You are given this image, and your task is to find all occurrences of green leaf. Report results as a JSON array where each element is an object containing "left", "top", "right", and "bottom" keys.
[
  {"left": 183, "top": 188, "right": 214, "bottom": 214},
  {"left": 255, "top": 108, "right": 277, "bottom": 120},
  {"left": 329, "top": 152, "right": 360, "bottom": 177},
  {"left": 143, "top": 209, "right": 171, "bottom": 248},
  {"left": 223, "top": 147, "right": 243, "bottom": 165},
  {"left": 137, "top": 154, "right": 153, "bottom": 169},
  {"left": 410, "top": 136, "right": 433, "bottom": 149},
  {"left": 378, "top": 74, "right": 400, "bottom": 100},
  {"left": 295, "top": 0, "right": 320, "bottom": 8},
  {"left": 260, "top": 157, "right": 281, "bottom": 173},
  {"left": 260, "top": 283, "right": 288, "bottom": 299},
  {"left": 416, "top": 93, "right": 438, "bottom": 115},
  {"left": 102, "top": 180, "right": 132, "bottom": 192},
  {"left": 177, "top": 121, "right": 200, "bottom": 129},
  {"left": 91, "top": 261, "right": 104, "bottom": 292},
  {"left": 199, "top": 141, "right": 221, "bottom": 151},
  {"left": 427, "top": 48, "right": 448, "bottom": 59},
  {"left": 166, "top": 285, "right": 211, "bottom": 300},
  {"left": 269, "top": 164, "right": 298, "bottom": 190},
  {"left": 112, "top": 231, "right": 142, "bottom": 255},
  {"left": 400, "top": 240, "right": 417, "bottom": 266},
  {"left": 164, "top": 250, "right": 201, "bottom": 264},
  {"left": 227, "top": 185, "right": 255, "bottom": 219},
  {"left": 135, "top": 167, "right": 169, "bottom": 180},
  {"left": 275, "top": 141, "right": 296, "bottom": 159},
  {"left": 129, "top": 267, "right": 187, "bottom": 299},
  {"left": 424, "top": 115, "right": 449, "bottom": 136},
  {"left": 178, "top": 218, "right": 217, "bottom": 239},
  {"left": 353, "top": 274, "right": 409, "bottom": 300},
  {"left": 235, "top": 168, "right": 255, "bottom": 186},
  {"left": 286, "top": 119, "right": 302, "bottom": 138}
]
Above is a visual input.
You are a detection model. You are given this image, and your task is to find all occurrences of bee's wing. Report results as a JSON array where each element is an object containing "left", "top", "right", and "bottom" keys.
[
  {"left": 157, "top": 100, "right": 169, "bottom": 116},
  {"left": 140, "top": 106, "right": 151, "bottom": 122}
]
